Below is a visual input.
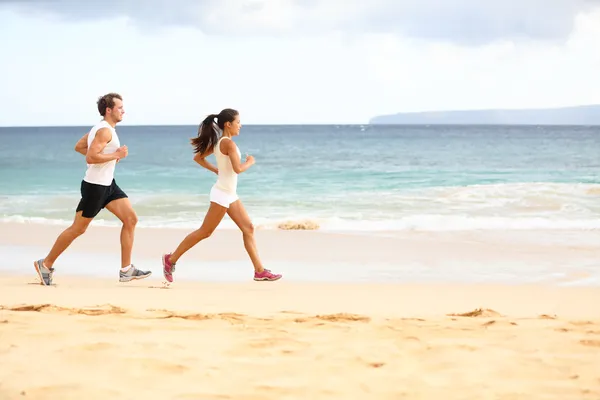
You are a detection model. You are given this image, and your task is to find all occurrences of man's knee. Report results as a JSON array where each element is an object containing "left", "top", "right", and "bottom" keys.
[
  {"left": 123, "top": 213, "right": 138, "bottom": 228},
  {"left": 70, "top": 223, "right": 88, "bottom": 236}
]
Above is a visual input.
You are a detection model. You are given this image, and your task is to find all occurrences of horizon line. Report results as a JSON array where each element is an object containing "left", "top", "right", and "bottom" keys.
[
  {"left": 2, "top": 122, "right": 600, "bottom": 129},
  {"left": 0, "top": 123, "right": 369, "bottom": 128}
]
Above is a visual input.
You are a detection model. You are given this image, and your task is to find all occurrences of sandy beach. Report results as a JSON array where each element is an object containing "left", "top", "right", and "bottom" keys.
[
  {"left": 2, "top": 276, "right": 600, "bottom": 399},
  {"left": 1, "top": 222, "right": 600, "bottom": 399}
]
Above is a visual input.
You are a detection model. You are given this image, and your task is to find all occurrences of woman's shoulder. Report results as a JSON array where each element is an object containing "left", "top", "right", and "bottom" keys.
[
  {"left": 219, "top": 136, "right": 236, "bottom": 145},
  {"left": 219, "top": 136, "right": 235, "bottom": 145}
]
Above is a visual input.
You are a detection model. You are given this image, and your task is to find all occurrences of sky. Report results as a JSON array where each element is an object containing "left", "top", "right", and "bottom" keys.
[{"left": 1, "top": 0, "right": 599, "bottom": 125}]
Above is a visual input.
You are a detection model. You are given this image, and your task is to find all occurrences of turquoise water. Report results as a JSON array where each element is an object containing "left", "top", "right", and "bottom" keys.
[{"left": 1, "top": 124, "right": 599, "bottom": 231}]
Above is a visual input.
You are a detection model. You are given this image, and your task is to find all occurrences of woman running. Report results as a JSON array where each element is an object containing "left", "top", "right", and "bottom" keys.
[{"left": 162, "top": 108, "right": 282, "bottom": 283}]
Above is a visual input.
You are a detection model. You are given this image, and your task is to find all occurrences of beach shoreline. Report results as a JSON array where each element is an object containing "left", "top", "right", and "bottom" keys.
[{"left": 1, "top": 221, "right": 599, "bottom": 285}]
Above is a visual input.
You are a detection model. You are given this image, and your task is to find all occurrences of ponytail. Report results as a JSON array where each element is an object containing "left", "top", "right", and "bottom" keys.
[{"left": 190, "top": 114, "right": 220, "bottom": 154}]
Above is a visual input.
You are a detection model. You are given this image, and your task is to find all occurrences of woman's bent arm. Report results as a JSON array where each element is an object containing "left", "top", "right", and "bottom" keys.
[{"left": 194, "top": 151, "right": 218, "bottom": 174}]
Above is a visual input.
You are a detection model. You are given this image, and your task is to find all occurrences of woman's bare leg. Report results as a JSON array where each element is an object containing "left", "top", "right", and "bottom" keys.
[
  {"left": 226, "top": 200, "right": 263, "bottom": 272},
  {"left": 162, "top": 202, "right": 227, "bottom": 282},
  {"left": 227, "top": 200, "right": 282, "bottom": 281},
  {"left": 171, "top": 202, "right": 227, "bottom": 263}
]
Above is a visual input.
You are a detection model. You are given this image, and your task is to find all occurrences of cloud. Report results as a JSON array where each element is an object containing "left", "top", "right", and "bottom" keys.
[{"left": 1, "top": 0, "right": 600, "bottom": 45}]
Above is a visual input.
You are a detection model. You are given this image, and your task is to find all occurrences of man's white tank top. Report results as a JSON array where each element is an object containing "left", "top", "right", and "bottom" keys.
[
  {"left": 83, "top": 120, "right": 120, "bottom": 186},
  {"left": 214, "top": 136, "right": 241, "bottom": 195}
]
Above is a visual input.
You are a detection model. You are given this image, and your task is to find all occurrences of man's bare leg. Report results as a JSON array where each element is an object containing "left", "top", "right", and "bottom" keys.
[
  {"left": 105, "top": 197, "right": 138, "bottom": 268},
  {"left": 44, "top": 211, "right": 93, "bottom": 268},
  {"left": 105, "top": 197, "right": 151, "bottom": 282},
  {"left": 33, "top": 211, "right": 93, "bottom": 285}
]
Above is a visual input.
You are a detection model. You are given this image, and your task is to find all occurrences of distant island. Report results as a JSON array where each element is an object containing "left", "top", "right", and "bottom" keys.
[{"left": 369, "top": 105, "right": 600, "bottom": 125}]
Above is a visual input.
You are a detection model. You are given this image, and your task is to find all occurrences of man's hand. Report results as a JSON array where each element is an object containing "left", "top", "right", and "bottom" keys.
[{"left": 115, "top": 145, "right": 128, "bottom": 161}]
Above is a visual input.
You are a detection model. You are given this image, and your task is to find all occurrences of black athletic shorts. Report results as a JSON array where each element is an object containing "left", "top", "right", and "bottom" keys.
[{"left": 76, "top": 179, "right": 128, "bottom": 218}]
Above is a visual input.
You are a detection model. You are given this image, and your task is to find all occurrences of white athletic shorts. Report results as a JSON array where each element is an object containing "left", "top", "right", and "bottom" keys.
[{"left": 209, "top": 186, "right": 238, "bottom": 208}]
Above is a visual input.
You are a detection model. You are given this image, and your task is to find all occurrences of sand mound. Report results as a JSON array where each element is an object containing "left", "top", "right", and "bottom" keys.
[{"left": 277, "top": 220, "right": 320, "bottom": 230}]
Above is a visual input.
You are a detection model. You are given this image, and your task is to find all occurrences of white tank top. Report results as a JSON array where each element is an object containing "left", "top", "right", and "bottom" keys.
[
  {"left": 214, "top": 136, "right": 241, "bottom": 194},
  {"left": 83, "top": 120, "right": 120, "bottom": 186}
]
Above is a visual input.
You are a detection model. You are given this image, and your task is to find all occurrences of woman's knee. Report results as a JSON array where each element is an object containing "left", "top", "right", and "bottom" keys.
[
  {"left": 242, "top": 222, "right": 255, "bottom": 236},
  {"left": 195, "top": 227, "right": 214, "bottom": 240}
]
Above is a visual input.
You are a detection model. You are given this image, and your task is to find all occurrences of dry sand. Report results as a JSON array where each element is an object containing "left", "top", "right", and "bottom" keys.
[
  {"left": 1, "top": 275, "right": 600, "bottom": 399},
  {"left": 1, "top": 222, "right": 600, "bottom": 399}
]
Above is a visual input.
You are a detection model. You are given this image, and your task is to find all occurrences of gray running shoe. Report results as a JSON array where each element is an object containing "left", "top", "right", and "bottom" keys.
[
  {"left": 33, "top": 259, "right": 54, "bottom": 286},
  {"left": 119, "top": 265, "right": 152, "bottom": 282}
]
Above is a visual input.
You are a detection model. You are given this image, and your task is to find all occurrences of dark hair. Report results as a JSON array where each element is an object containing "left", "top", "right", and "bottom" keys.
[
  {"left": 97, "top": 93, "right": 122, "bottom": 116},
  {"left": 191, "top": 108, "right": 239, "bottom": 154}
]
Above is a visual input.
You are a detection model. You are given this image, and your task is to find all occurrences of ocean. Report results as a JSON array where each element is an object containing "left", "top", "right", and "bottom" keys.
[{"left": 1, "top": 124, "right": 599, "bottom": 232}]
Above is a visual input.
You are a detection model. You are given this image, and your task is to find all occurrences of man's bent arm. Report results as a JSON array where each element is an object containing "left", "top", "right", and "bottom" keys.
[
  {"left": 74, "top": 132, "right": 89, "bottom": 156},
  {"left": 86, "top": 128, "right": 119, "bottom": 164}
]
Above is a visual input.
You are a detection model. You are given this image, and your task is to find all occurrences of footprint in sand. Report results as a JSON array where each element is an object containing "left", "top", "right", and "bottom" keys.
[
  {"left": 482, "top": 320, "right": 518, "bottom": 327},
  {"left": 59, "top": 342, "right": 120, "bottom": 363},
  {"left": 580, "top": 339, "right": 600, "bottom": 348},
  {"left": 148, "top": 310, "right": 247, "bottom": 323},
  {"left": 87, "top": 325, "right": 120, "bottom": 334},
  {"left": 124, "top": 357, "right": 190, "bottom": 374},
  {"left": 365, "top": 361, "right": 385, "bottom": 368},
  {"left": 247, "top": 336, "right": 310, "bottom": 351},
  {"left": 20, "top": 385, "right": 120, "bottom": 398},
  {"left": 1, "top": 304, "right": 126, "bottom": 316},
  {"left": 447, "top": 308, "right": 503, "bottom": 318},
  {"left": 570, "top": 320, "right": 594, "bottom": 326},
  {"left": 294, "top": 313, "right": 371, "bottom": 325},
  {"left": 77, "top": 342, "right": 116, "bottom": 352},
  {"left": 174, "top": 395, "right": 231, "bottom": 400}
]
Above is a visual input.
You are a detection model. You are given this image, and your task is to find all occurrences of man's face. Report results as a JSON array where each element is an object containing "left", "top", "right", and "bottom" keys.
[{"left": 108, "top": 98, "right": 125, "bottom": 122}]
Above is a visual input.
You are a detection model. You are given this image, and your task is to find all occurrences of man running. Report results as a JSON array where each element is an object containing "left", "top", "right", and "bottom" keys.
[{"left": 33, "top": 93, "right": 151, "bottom": 285}]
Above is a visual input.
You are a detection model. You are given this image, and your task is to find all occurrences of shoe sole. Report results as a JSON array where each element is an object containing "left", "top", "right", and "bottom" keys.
[
  {"left": 161, "top": 255, "right": 173, "bottom": 283},
  {"left": 119, "top": 272, "right": 152, "bottom": 283},
  {"left": 253, "top": 276, "right": 282, "bottom": 281},
  {"left": 33, "top": 260, "right": 48, "bottom": 286}
]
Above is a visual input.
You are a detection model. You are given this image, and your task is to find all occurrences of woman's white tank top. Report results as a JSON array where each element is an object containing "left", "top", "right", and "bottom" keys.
[{"left": 214, "top": 136, "right": 241, "bottom": 195}]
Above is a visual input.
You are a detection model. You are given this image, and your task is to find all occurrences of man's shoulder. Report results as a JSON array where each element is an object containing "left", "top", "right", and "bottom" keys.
[
  {"left": 91, "top": 120, "right": 114, "bottom": 130},
  {"left": 89, "top": 124, "right": 114, "bottom": 142},
  {"left": 90, "top": 121, "right": 115, "bottom": 134}
]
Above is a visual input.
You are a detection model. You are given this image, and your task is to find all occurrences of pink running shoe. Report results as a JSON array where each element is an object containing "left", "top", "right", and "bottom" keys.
[
  {"left": 162, "top": 253, "right": 176, "bottom": 283},
  {"left": 254, "top": 269, "right": 282, "bottom": 281}
]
